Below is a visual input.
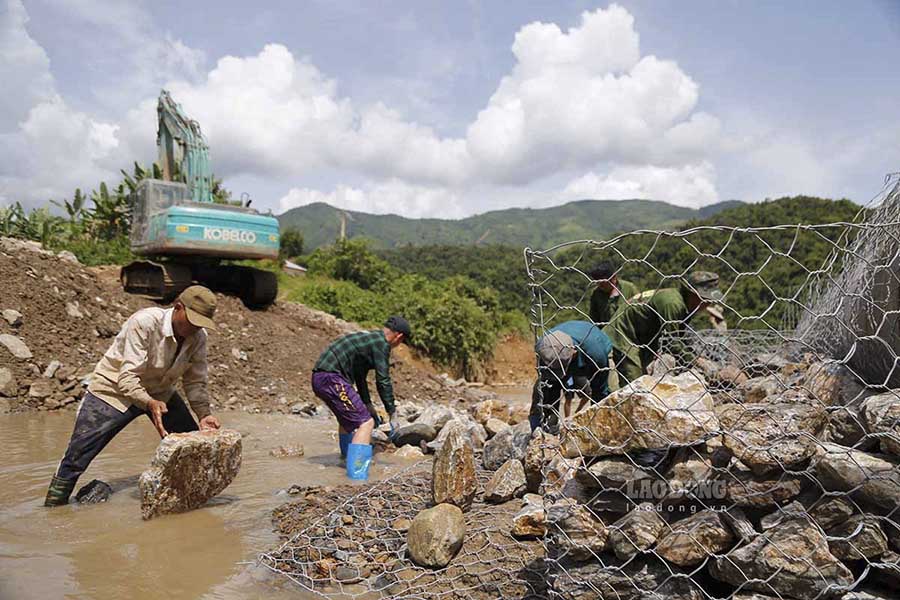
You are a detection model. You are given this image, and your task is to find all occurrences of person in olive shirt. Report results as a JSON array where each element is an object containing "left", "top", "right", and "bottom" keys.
[
  {"left": 311, "top": 316, "right": 411, "bottom": 480},
  {"left": 588, "top": 261, "right": 639, "bottom": 326},
  {"left": 602, "top": 271, "right": 723, "bottom": 386},
  {"left": 530, "top": 320, "right": 613, "bottom": 434}
]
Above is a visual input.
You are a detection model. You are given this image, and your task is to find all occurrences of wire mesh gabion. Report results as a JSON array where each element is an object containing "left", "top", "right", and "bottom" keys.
[{"left": 524, "top": 175, "right": 900, "bottom": 600}]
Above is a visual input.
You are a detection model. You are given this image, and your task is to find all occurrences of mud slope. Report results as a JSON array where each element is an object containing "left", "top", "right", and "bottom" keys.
[{"left": 0, "top": 238, "right": 485, "bottom": 414}]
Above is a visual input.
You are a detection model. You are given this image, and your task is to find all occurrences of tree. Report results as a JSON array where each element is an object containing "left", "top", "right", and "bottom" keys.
[{"left": 279, "top": 227, "right": 305, "bottom": 261}]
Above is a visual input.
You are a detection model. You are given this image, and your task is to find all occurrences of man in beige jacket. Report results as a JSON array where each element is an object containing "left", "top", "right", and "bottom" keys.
[{"left": 44, "top": 286, "right": 221, "bottom": 506}]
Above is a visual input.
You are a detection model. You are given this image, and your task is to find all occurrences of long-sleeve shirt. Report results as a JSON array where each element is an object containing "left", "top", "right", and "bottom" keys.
[
  {"left": 543, "top": 320, "right": 613, "bottom": 397},
  {"left": 87, "top": 307, "right": 211, "bottom": 419},
  {"left": 313, "top": 330, "right": 396, "bottom": 415},
  {"left": 589, "top": 279, "right": 639, "bottom": 326},
  {"left": 602, "top": 287, "right": 689, "bottom": 366}
]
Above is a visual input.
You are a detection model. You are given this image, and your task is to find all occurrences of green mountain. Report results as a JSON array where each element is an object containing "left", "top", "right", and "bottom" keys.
[{"left": 278, "top": 199, "right": 744, "bottom": 251}]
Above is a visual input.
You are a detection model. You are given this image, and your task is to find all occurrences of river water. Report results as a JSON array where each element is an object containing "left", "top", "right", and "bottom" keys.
[{"left": 0, "top": 410, "right": 416, "bottom": 600}]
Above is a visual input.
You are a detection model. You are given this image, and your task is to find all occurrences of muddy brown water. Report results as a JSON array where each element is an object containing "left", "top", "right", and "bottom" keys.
[{"left": 0, "top": 410, "right": 423, "bottom": 600}]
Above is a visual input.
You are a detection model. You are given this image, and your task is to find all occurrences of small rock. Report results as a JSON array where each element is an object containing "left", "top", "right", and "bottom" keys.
[
  {"left": 471, "top": 398, "right": 509, "bottom": 425},
  {"left": 802, "top": 361, "right": 867, "bottom": 407},
  {"left": 392, "top": 518, "right": 412, "bottom": 532},
  {"left": 75, "top": 479, "right": 112, "bottom": 504},
  {"left": 65, "top": 302, "right": 84, "bottom": 319},
  {"left": 546, "top": 499, "right": 608, "bottom": 562},
  {"left": 28, "top": 380, "right": 54, "bottom": 399},
  {"left": 407, "top": 504, "right": 466, "bottom": 569},
  {"left": 484, "top": 458, "right": 527, "bottom": 503},
  {"left": 394, "top": 445, "right": 426, "bottom": 459},
  {"left": 807, "top": 496, "right": 855, "bottom": 531},
  {"left": 393, "top": 422, "right": 437, "bottom": 447},
  {"left": 608, "top": 503, "right": 667, "bottom": 560},
  {"left": 722, "top": 507, "right": 758, "bottom": 542},
  {"left": 815, "top": 443, "right": 900, "bottom": 509},
  {"left": 828, "top": 515, "right": 888, "bottom": 561},
  {"left": 482, "top": 421, "right": 532, "bottom": 470},
  {"left": 432, "top": 427, "right": 476, "bottom": 510},
  {"left": 139, "top": 429, "right": 242, "bottom": 520},
  {"left": 723, "top": 462, "right": 805, "bottom": 509},
  {"left": 523, "top": 430, "right": 559, "bottom": 493},
  {"left": 0, "top": 334, "right": 32, "bottom": 359},
  {"left": 269, "top": 444, "right": 305, "bottom": 458},
  {"left": 860, "top": 392, "right": 900, "bottom": 457},
  {"left": 56, "top": 250, "right": 80, "bottom": 264},
  {"left": 43, "top": 361, "right": 62, "bottom": 379},
  {"left": 0, "top": 367, "right": 16, "bottom": 397},
  {"left": 511, "top": 495, "right": 547, "bottom": 538},
  {"left": 413, "top": 405, "right": 459, "bottom": 431},
  {"left": 710, "top": 516, "right": 853, "bottom": 600},
  {"left": 484, "top": 417, "right": 509, "bottom": 438},
  {"left": 231, "top": 347, "right": 248, "bottom": 361},
  {"left": 290, "top": 401, "right": 317, "bottom": 415},
  {"left": 425, "top": 418, "right": 486, "bottom": 453},
  {"left": 2, "top": 309, "right": 23, "bottom": 327},
  {"left": 656, "top": 509, "right": 734, "bottom": 567}
]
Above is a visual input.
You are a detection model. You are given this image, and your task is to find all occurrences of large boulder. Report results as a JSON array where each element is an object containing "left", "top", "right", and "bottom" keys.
[
  {"left": 139, "top": 429, "right": 242, "bottom": 520},
  {"left": 559, "top": 373, "right": 719, "bottom": 459},
  {"left": 655, "top": 510, "right": 734, "bottom": 567},
  {"left": 511, "top": 494, "right": 546, "bottom": 539},
  {"left": 710, "top": 517, "right": 854, "bottom": 600},
  {"left": 483, "top": 421, "right": 532, "bottom": 470},
  {"left": 721, "top": 462, "right": 805, "bottom": 509},
  {"left": 860, "top": 392, "right": 900, "bottom": 457},
  {"left": 393, "top": 422, "right": 437, "bottom": 447},
  {"left": 608, "top": 503, "right": 666, "bottom": 560},
  {"left": 575, "top": 457, "right": 655, "bottom": 496},
  {"left": 546, "top": 498, "right": 608, "bottom": 563},
  {"left": 471, "top": 398, "right": 509, "bottom": 425},
  {"left": 827, "top": 515, "right": 888, "bottom": 561},
  {"left": 407, "top": 504, "right": 466, "bottom": 569},
  {"left": 432, "top": 427, "right": 477, "bottom": 511},
  {"left": 801, "top": 361, "right": 867, "bottom": 407},
  {"left": 717, "top": 399, "right": 828, "bottom": 475},
  {"left": 425, "top": 418, "right": 485, "bottom": 453},
  {"left": 551, "top": 558, "right": 704, "bottom": 600},
  {"left": 814, "top": 443, "right": 900, "bottom": 510},
  {"left": 484, "top": 458, "right": 527, "bottom": 503},
  {"left": 484, "top": 417, "right": 509, "bottom": 438}
]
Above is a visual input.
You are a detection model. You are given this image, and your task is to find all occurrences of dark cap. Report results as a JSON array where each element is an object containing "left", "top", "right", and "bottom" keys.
[
  {"left": 385, "top": 315, "right": 411, "bottom": 340},
  {"left": 682, "top": 271, "right": 723, "bottom": 303},
  {"left": 177, "top": 285, "right": 217, "bottom": 330}
]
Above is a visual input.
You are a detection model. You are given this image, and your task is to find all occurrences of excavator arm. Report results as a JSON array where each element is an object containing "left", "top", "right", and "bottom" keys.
[{"left": 157, "top": 90, "right": 213, "bottom": 204}]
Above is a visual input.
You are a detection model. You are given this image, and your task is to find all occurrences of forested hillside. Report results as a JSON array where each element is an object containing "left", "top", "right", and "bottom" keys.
[{"left": 279, "top": 199, "right": 743, "bottom": 251}]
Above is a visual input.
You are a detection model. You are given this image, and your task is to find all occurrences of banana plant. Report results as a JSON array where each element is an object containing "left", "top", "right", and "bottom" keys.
[{"left": 52, "top": 188, "right": 87, "bottom": 223}]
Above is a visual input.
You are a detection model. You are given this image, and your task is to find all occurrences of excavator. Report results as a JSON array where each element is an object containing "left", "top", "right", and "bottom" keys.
[{"left": 121, "top": 90, "right": 279, "bottom": 308}]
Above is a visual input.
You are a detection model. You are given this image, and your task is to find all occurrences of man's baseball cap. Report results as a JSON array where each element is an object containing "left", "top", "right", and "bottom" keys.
[
  {"left": 385, "top": 315, "right": 412, "bottom": 341},
  {"left": 537, "top": 330, "right": 576, "bottom": 377},
  {"left": 682, "top": 271, "right": 724, "bottom": 303},
  {"left": 178, "top": 285, "right": 217, "bottom": 330}
]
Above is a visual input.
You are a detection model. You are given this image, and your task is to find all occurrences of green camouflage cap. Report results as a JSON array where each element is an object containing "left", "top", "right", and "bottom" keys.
[{"left": 682, "top": 271, "right": 723, "bottom": 303}]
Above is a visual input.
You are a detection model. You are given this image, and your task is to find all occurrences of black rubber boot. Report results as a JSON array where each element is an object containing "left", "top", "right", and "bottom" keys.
[{"left": 44, "top": 476, "right": 77, "bottom": 507}]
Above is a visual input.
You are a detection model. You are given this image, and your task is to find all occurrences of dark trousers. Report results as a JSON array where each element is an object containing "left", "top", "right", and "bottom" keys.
[
  {"left": 530, "top": 372, "right": 608, "bottom": 434},
  {"left": 54, "top": 391, "right": 198, "bottom": 482}
]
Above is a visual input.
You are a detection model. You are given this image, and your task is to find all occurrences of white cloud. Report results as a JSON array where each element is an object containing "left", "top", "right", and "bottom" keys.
[
  {"left": 561, "top": 162, "right": 719, "bottom": 208},
  {"left": 0, "top": 0, "right": 54, "bottom": 130}
]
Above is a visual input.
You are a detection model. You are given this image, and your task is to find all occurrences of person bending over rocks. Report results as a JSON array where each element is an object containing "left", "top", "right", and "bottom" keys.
[
  {"left": 530, "top": 320, "right": 613, "bottom": 434},
  {"left": 44, "top": 286, "right": 221, "bottom": 507},
  {"left": 311, "top": 316, "right": 411, "bottom": 480},
  {"left": 602, "top": 271, "right": 723, "bottom": 387}
]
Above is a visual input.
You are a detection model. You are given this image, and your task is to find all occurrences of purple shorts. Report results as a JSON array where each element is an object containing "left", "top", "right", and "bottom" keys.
[{"left": 311, "top": 371, "right": 373, "bottom": 431}]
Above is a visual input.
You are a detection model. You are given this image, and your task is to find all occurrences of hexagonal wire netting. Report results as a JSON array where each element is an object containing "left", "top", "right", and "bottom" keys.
[
  {"left": 525, "top": 173, "right": 900, "bottom": 599},
  {"left": 257, "top": 174, "right": 900, "bottom": 600}
]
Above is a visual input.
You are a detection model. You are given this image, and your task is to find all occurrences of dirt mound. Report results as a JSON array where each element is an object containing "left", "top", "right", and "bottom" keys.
[{"left": 0, "top": 237, "right": 488, "bottom": 415}]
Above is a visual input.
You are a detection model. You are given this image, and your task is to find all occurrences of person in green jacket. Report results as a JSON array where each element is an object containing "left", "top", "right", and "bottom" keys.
[
  {"left": 602, "top": 271, "right": 723, "bottom": 386},
  {"left": 588, "top": 261, "right": 640, "bottom": 326}
]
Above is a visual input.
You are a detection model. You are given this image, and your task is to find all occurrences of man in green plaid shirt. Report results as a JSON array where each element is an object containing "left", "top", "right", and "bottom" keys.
[{"left": 312, "top": 316, "right": 411, "bottom": 479}]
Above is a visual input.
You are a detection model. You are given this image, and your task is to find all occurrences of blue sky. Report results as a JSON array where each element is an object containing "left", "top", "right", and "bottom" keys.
[{"left": 3, "top": 0, "right": 899, "bottom": 217}]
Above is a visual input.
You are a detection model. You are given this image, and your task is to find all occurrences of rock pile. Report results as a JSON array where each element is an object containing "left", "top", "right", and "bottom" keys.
[
  {"left": 519, "top": 362, "right": 900, "bottom": 600},
  {"left": 139, "top": 429, "right": 242, "bottom": 520}
]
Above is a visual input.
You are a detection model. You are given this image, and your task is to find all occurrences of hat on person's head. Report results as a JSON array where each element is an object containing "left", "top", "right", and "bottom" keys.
[
  {"left": 177, "top": 285, "right": 217, "bottom": 330},
  {"left": 537, "top": 330, "right": 576, "bottom": 377},
  {"left": 682, "top": 271, "right": 723, "bottom": 303},
  {"left": 385, "top": 315, "right": 412, "bottom": 341}
]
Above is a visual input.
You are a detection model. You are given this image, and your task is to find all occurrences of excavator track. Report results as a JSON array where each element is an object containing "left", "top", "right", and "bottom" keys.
[{"left": 121, "top": 260, "right": 278, "bottom": 308}]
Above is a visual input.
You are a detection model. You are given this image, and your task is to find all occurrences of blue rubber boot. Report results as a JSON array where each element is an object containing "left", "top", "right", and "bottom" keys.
[
  {"left": 346, "top": 443, "right": 373, "bottom": 480},
  {"left": 339, "top": 432, "right": 353, "bottom": 458}
]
